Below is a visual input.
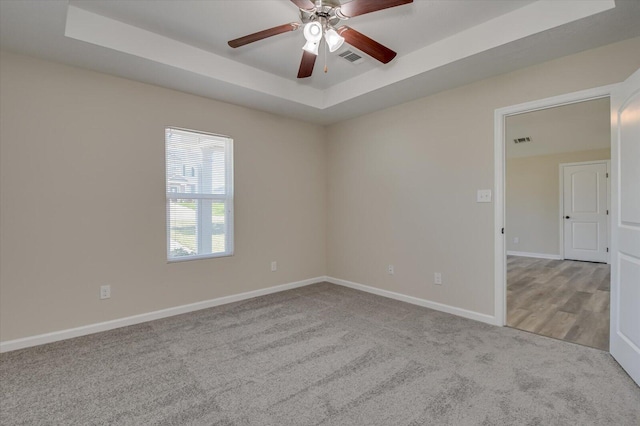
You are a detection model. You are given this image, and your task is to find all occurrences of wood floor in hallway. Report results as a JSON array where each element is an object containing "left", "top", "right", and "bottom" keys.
[{"left": 506, "top": 256, "right": 610, "bottom": 351}]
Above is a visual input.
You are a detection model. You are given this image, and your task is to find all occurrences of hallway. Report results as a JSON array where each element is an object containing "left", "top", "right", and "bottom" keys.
[{"left": 507, "top": 256, "right": 610, "bottom": 351}]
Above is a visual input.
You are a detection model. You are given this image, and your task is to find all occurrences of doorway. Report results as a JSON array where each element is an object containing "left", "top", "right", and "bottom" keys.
[
  {"left": 494, "top": 70, "right": 640, "bottom": 386},
  {"left": 502, "top": 97, "right": 612, "bottom": 350},
  {"left": 560, "top": 161, "right": 609, "bottom": 263}
]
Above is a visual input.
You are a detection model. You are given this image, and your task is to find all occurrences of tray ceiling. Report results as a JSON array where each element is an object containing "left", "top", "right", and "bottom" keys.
[{"left": 1, "top": 1, "right": 639, "bottom": 124}]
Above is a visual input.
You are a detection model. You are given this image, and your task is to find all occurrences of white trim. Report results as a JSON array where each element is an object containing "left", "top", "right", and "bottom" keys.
[
  {"left": 65, "top": 2, "right": 614, "bottom": 114},
  {"left": 558, "top": 160, "right": 611, "bottom": 167},
  {"left": 559, "top": 163, "right": 564, "bottom": 259},
  {"left": 606, "top": 159, "right": 611, "bottom": 265},
  {"left": 0, "top": 276, "right": 325, "bottom": 353},
  {"left": 494, "top": 108, "right": 507, "bottom": 327},
  {"left": 507, "top": 251, "right": 562, "bottom": 260},
  {"left": 494, "top": 83, "right": 618, "bottom": 326},
  {"left": 2, "top": 275, "right": 505, "bottom": 353},
  {"left": 326, "top": 277, "right": 499, "bottom": 326},
  {"left": 165, "top": 193, "right": 229, "bottom": 200}
]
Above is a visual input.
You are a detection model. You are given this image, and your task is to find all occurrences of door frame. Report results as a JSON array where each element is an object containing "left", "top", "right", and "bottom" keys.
[
  {"left": 559, "top": 160, "right": 611, "bottom": 263},
  {"left": 494, "top": 83, "right": 618, "bottom": 326}
]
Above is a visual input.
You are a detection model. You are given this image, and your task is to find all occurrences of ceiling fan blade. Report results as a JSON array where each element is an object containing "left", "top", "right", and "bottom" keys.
[
  {"left": 297, "top": 50, "right": 317, "bottom": 78},
  {"left": 228, "top": 23, "right": 301, "bottom": 48},
  {"left": 290, "top": 0, "right": 316, "bottom": 11},
  {"left": 338, "top": 0, "right": 413, "bottom": 18},
  {"left": 337, "top": 26, "right": 397, "bottom": 64}
]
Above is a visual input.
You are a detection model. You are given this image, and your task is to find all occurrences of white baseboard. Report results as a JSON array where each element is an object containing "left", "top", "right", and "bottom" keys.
[
  {"left": 1, "top": 275, "right": 501, "bottom": 352},
  {"left": 0, "top": 276, "right": 325, "bottom": 353},
  {"left": 507, "top": 251, "right": 562, "bottom": 260},
  {"left": 326, "top": 276, "right": 499, "bottom": 326}
]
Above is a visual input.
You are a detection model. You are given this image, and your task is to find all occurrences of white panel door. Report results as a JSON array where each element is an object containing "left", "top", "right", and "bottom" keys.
[
  {"left": 610, "top": 67, "right": 640, "bottom": 387},
  {"left": 563, "top": 162, "right": 608, "bottom": 262}
]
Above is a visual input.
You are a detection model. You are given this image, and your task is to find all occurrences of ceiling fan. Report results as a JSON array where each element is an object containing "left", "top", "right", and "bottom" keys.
[{"left": 228, "top": 0, "right": 413, "bottom": 78}]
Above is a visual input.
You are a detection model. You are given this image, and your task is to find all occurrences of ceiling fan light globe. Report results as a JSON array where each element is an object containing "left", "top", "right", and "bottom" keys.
[
  {"left": 303, "top": 22, "right": 322, "bottom": 42},
  {"left": 302, "top": 40, "right": 319, "bottom": 55},
  {"left": 325, "top": 28, "right": 345, "bottom": 52}
]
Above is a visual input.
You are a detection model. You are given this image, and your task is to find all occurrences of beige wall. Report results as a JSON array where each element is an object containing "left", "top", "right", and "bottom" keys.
[
  {"left": 2, "top": 37, "right": 640, "bottom": 342},
  {"left": 326, "top": 37, "right": 640, "bottom": 316},
  {"left": 506, "top": 149, "right": 610, "bottom": 256},
  {"left": 0, "top": 52, "right": 327, "bottom": 341}
]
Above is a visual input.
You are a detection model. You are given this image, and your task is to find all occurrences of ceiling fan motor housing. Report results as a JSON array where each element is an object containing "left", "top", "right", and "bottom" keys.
[{"left": 300, "top": 4, "right": 343, "bottom": 27}]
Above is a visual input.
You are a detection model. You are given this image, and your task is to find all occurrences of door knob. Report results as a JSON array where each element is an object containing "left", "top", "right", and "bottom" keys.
[{"left": 565, "top": 216, "right": 571, "bottom": 219}]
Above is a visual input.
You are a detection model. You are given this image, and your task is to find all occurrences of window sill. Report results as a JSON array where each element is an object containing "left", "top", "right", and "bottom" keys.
[{"left": 167, "top": 252, "right": 234, "bottom": 263}]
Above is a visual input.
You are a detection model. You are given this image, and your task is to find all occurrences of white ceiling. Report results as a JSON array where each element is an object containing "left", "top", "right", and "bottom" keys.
[
  {"left": 66, "top": 0, "right": 535, "bottom": 90},
  {"left": 1, "top": 1, "right": 639, "bottom": 125},
  {"left": 506, "top": 97, "right": 611, "bottom": 158}
]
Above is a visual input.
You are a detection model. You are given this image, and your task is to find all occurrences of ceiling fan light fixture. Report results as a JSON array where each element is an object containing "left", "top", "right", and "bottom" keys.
[
  {"left": 302, "top": 40, "right": 320, "bottom": 55},
  {"left": 303, "top": 21, "right": 322, "bottom": 42},
  {"left": 228, "top": 0, "right": 413, "bottom": 78},
  {"left": 324, "top": 28, "right": 345, "bottom": 52}
]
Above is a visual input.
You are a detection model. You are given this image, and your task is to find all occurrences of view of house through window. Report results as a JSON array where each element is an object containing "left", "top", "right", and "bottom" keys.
[{"left": 165, "top": 127, "right": 234, "bottom": 260}]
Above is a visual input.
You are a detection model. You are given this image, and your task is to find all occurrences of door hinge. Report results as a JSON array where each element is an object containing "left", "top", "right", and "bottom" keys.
[
  {"left": 501, "top": 228, "right": 504, "bottom": 234},
  {"left": 607, "top": 209, "right": 609, "bottom": 215},
  {"left": 606, "top": 172, "right": 609, "bottom": 178},
  {"left": 607, "top": 247, "right": 609, "bottom": 253}
]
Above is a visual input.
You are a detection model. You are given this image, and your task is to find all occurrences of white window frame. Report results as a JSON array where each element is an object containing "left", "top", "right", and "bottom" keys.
[{"left": 165, "top": 127, "right": 234, "bottom": 262}]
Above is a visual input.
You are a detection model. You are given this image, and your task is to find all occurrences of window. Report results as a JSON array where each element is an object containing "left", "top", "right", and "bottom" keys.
[{"left": 165, "top": 127, "right": 234, "bottom": 261}]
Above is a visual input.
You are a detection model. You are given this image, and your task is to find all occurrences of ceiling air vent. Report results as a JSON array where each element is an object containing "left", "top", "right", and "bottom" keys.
[
  {"left": 513, "top": 137, "right": 532, "bottom": 144},
  {"left": 339, "top": 50, "right": 364, "bottom": 64}
]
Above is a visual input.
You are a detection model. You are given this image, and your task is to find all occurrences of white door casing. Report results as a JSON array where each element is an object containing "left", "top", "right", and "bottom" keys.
[
  {"left": 610, "top": 67, "right": 640, "bottom": 387},
  {"left": 494, "top": 83, "right": 617, "bottom": 327},
  {"left": 561, "top": 162, "right": 608, "bottom": 263}
]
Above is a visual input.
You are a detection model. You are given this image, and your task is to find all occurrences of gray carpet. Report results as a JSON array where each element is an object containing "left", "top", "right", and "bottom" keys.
[{"left": 1, "top": 282, "right": 638, "bottom": 425}]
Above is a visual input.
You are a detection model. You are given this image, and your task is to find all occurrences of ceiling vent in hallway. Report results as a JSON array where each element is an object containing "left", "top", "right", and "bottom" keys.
[
  {"left": 513, "top": 137, "right": 532, "bottom": 144},
  {"left": 339, "top": 50, "right": 364, "bottom": 64}
]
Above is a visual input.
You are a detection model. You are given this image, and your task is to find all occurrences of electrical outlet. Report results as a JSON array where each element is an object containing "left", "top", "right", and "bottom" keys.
[
  {"left": 476, "top": 189, "right": 492, "bottom": 203},
  {"left": 388, "top": 264, "right": 394, "bottom": 275},
  {"left": 513, "top": 237, "right": 519, "bottom": 244},
  {"left": 100, "top": 285, "right": 111, "bottom": 299},
  {"left": 434, "top": 273, "right": 442, "bottom": 285},
  {"left": 271, "top": 261, "right": 277, "bottom": 272}
]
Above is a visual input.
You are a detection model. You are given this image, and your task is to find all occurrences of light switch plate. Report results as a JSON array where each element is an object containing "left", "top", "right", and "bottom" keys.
[{"left": 477, "top": 189, "right": 492, "bottom": 203}]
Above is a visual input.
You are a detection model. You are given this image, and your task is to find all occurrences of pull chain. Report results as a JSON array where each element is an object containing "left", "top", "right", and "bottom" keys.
[
  {"left": 324, "top": 40, "right": 328, "bottom": 73},
  {"left": 320, "top": 0, "right": 327, "bottom": 73}
]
